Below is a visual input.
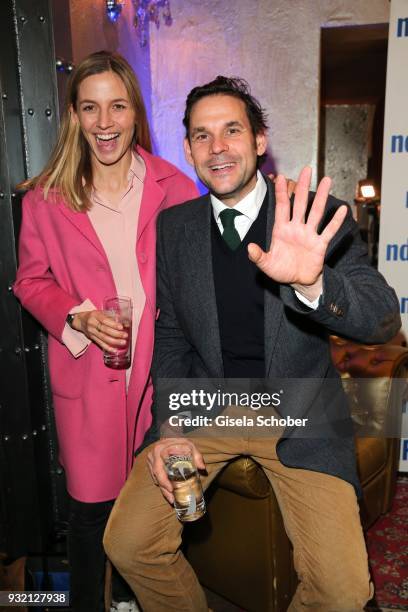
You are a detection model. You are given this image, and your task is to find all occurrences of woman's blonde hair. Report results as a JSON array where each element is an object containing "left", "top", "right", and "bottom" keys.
[{"left": 19, "top": 50, "right": 152, "bottom": 211}]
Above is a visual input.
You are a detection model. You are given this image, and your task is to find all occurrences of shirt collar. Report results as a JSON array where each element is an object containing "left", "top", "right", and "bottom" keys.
[
  {"left": 210, "top": 170, "right": 267, "bottom": 222},
  {"left": 128, "top": 150, "right": 146, "bottom": 184},
  {"left": 91, "top": 151, "right": 146, "bottom": 209}
]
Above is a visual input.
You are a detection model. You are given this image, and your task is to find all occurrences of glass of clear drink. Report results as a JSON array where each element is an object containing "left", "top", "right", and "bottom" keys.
[
  {"left": 164, "top": 454, "right": 206, "bottom": 522},
  {"left": 102, "top": 296, "right": 132, "bottom": 370}
]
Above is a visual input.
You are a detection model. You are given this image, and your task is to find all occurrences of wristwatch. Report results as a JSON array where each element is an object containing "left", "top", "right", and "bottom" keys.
[{"left": 66, "top": 313, "right": 76, "bottom": 329}]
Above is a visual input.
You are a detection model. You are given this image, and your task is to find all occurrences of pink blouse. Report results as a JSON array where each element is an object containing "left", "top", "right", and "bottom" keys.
[{"left": 62, "top": 153, "right": 146, "bottom": 385}]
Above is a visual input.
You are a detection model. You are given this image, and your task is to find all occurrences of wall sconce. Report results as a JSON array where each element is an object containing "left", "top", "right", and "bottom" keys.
[
  {"left": 56, "top": 58, "right": 75, "bottom": 75},
  {"left": 355, "top": 179, "right": 378, "bottom": 202},
  {"left": 104, "top": 0, "right": 172, "bottom": 46},
  {"left": 355, "top": 179, "right": 380, "bottom": 267},
  {"left": 106, "top": 0, "right": 124, "bottom": 23}
]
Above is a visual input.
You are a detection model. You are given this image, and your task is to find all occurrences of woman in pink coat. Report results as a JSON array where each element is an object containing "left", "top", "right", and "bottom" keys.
[{"left": 14, "top": 51, "right": 198, "bottom": 612}]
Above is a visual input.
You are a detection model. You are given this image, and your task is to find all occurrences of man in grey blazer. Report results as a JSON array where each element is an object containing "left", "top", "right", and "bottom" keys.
[{"left": 104, "top": 76, "right": 401, "bottom": 611}]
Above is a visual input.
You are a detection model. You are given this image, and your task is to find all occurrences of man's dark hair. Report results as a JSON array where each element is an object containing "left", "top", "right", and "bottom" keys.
[{"left": 183, "top": 76, "right": 268, "bottom": 166}]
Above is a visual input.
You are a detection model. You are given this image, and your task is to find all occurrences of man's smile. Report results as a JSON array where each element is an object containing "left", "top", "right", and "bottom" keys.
[{"left": 208, "top": 160, "right": 237, "bottom": 176}]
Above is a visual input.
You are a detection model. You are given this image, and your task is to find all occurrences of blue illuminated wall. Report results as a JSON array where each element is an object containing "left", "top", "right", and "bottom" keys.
[{"left": 68, "top": 0, "right": 390, "bottom": 192}]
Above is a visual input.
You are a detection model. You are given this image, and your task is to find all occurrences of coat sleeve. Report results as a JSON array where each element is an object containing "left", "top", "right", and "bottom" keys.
[
  {"left": 279, "top": 199, "right": 401, "bottom": 344},
  {"left": 13, "top": 191, "right": 80, "bottom": 341}
]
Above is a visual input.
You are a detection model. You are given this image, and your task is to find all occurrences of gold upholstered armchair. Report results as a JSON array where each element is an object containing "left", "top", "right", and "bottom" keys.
[{"left": 184, "top": 338, "right": 408, "bottom": 612}]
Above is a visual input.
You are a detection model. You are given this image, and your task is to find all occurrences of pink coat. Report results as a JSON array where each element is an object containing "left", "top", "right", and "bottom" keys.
[{"left": 14, "top": 147, "right": 198, "bottom": 502}]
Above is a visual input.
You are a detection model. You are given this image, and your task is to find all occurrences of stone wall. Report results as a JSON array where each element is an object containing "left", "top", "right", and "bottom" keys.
[{"left": 68, "top": 0, "right": 390, "bottom": 189}]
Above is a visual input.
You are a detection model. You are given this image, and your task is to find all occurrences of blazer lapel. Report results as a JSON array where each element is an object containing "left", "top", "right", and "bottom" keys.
[
  {"left": 184, "top": 196, "right": 224, "bottom": 378},
  {"left": 183, "top": 182, "right": 284, "bottom": 379},
  {"left": 263, "top": 178, "right": 285, "bottom": 377}
]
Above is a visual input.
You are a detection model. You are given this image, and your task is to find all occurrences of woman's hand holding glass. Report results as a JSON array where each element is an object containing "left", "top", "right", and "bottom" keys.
[{"left": 71, "top": 310, "right": 128, "bottom": 353}]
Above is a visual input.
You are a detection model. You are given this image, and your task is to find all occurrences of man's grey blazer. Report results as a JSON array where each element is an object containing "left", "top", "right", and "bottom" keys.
[{"left": 143, "top": 177, "right": 401, "bottom": 491}]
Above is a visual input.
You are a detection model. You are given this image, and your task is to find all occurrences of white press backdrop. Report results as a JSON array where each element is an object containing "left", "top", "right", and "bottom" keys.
[{"left": 379, "top": 0, "right": 408, "bottom": 470}]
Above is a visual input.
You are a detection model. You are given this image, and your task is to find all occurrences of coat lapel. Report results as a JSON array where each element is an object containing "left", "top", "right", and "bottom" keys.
[
  {"left": 263, "top": 178, "right": 285, "bottom": 377},
  {"left": 136, "top": 146, "right": 177, "bottom": 242},
  {"left": 184, "top": 196, "right": 224, "bottom": 378},
  {"left": 57, "top": 203, "right": 107, "bottom": 259},
  {"left": 137, "top": 170, "right": 166, "bottom": 242}
]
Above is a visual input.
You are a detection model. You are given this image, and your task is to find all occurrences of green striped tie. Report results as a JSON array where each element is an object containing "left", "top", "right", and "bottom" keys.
[{"left": 219, "top": 208, "right": 243, "bottom": 250}]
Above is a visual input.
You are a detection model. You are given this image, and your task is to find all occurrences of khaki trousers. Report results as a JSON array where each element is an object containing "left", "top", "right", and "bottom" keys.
[{"left": 104, "top": 435, "right": 373, "bottom": 611}]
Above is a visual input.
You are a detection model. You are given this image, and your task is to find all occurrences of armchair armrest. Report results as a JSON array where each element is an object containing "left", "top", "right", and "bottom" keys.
[
  {"left": 330, "top": 336, "right": 408, "bottom": 437},
  {"left": 330, "top": 336, "right": 408, "bottom": 521}
]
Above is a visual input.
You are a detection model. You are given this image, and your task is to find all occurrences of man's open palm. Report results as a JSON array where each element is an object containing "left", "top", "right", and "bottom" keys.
[{"left": 248, "top": 167, "right": 347, "bottom": 287}]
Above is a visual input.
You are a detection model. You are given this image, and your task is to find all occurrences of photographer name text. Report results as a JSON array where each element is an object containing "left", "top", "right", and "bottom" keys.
[{"left": 168, "top": 415, "right": 308, "bottom": 428}]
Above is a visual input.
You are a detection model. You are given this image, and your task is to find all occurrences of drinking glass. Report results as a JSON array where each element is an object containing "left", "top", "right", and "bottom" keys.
[
  {"left": 164, "top": 453, "right": 206, "bottom": 522},
  {"left": 102, "top": 296, "right": 132, "bottom": 369}
]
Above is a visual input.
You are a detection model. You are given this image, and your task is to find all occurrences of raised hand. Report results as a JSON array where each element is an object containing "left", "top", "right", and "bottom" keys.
[{"left": 248, "top": 167, "right": 347, "bottom": 301}]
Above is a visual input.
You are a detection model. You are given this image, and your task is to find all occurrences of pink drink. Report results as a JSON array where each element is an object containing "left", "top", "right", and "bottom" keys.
[{"left": 103, "top": 296, "right": 132, "bottom": 370}]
